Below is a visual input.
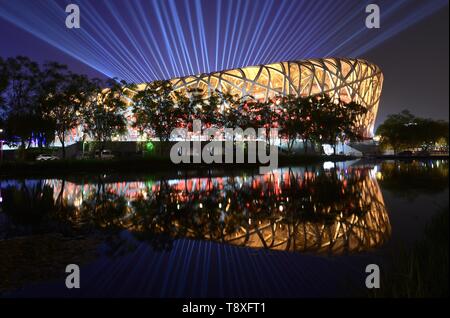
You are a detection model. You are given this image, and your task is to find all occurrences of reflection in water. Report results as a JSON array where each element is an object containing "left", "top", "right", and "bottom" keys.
[
  {"left": 1, "top": 164, "right": 393, "bottom": 254},
  {"left": 0, "top": 234, "right": 100, "bottom": 293},
  {"left": 1, "top": 160, "right": 448, "bottom": 297},
  {"left": 377, "top": 160, "right": 449, "bottom": 199}
]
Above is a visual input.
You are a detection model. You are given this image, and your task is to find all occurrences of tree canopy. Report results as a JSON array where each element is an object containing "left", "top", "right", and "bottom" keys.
[{"left": 376, "top": 110, "right": 449, "bottom": 153}]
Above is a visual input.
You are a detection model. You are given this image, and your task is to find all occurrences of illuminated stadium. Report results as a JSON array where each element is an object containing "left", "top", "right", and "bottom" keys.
[
  {"left": 132, "top": 58, "right": 383, "bottom": 138},
  {"left": 61, "top": 58, "right": 383, "bottom": 145}
]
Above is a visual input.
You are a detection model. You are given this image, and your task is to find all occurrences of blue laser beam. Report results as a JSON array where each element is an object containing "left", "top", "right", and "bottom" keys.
[{"left": 0, "top": 0, "right": 447, "bottom": 82}]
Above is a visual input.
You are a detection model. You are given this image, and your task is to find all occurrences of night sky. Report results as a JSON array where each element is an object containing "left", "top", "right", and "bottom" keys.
[
  {"left": 0, "top": 0, "right": 448, "bottom": 127},
  {"left": 364, "top": 6, "right": 449, "bottom": 126}
]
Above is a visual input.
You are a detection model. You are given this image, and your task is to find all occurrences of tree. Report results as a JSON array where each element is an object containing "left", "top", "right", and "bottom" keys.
[
  {"left": 132, "top": 80, "right": 179, "bottom": 152},
  {"left": 222, "top": 93, "right": 241, "bottom": 128},
  {"left": 1, "top": 56, "right": 52, "bottom": 149},
  {"left": 198, "top": 90, "right": 224, "bottom": 130},
  {"left": 252, "top": 99, "right": 278, "bottom": 145},
  {"left": 222, "top": 94, "right": 253, "bottom": 139},
  {"left": 295, "top": 96, "right": 315, "bottom": 154},
  {"left": 40, "top": 62, "right": 91, "bottom": 158},
  {"left": 377, "top": 110, "right": 449, "bottom": 153},
  {"left": 278, "top": 95, "right": 299, "bottom": 153},
  {"left": 310, "top": 95, "right": 367, "bottom": 154},
  {"left": 174, "top": 87, "right": 205, "bottom": 134},
  {"left": 376, "top": 110, "right": 417, "bottom": 154},
  {"left": 2, "top": 56, "right": 41, "bottom": 115},
  {"left": 310, "top": 94, "right": 341, "bottom": 154},
  {"left": 278, "top": 95, "right": 316, "bottom": 154},
  {"left": 83, "top": 78, "right": 134, "bottom": 151},
  {"left": 0, "top": 57, "right": 8, "bottom": 109},
  {"left": 435, "top": 121, "right": 449, "bottom": 149},
  {"left": 339, "top": 100, "right": 368, "bottom": 142},
  {"left": 414, "top": 118, "right": 449, "bottom": 151}
]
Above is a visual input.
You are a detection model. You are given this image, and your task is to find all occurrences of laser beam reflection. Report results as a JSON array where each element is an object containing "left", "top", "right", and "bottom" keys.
[{"left": 0, "top": 0, "right": 447, "bottom": 82}]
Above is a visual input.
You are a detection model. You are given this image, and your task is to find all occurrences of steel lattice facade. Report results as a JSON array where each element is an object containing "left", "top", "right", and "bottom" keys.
[
  {"left": 163, "top": 58, "right": 383, "bottom": 138},
  {"left": 58, "top": 59, "right": 384, "bottom": 145}
]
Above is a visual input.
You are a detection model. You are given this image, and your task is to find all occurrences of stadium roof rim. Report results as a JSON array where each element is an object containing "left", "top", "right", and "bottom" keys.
[{"left": 162, "top": 57, "right": 382, "bottom": 82}]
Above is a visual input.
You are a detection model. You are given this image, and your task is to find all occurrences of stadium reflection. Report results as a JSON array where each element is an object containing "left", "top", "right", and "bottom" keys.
[{"left": 38, "top": 164, "right": 390, "bottom": 254}]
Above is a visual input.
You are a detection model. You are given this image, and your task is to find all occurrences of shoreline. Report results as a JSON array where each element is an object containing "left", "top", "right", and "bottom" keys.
[{"left": 0, "top": 154, "right": 448, "bottom": 179}]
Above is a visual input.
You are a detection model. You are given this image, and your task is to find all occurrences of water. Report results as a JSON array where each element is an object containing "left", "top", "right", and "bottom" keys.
[{"left": 0, "top": 159, "right": 448, "bottom": 297}]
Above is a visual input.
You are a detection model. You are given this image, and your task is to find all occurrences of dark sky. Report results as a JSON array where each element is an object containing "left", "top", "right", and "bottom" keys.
[
  {"left": 0, "top": 1, "right": 448, "bottom": 128},
  {"left": 0, "top": 19, "right": 102, "bottom": 78},
  {"left": 363, "top": 6, "right": 449, "bottom": 127}
]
